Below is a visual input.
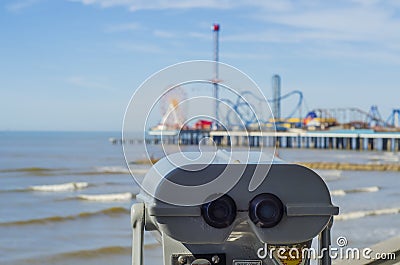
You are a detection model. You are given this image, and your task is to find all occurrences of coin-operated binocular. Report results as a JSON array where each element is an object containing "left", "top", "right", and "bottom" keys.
[{"left": 131, "top": 152, "right": 339, "bottom": 265}]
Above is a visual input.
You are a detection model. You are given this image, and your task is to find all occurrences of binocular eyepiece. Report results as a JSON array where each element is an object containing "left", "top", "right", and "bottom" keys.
[
  {"left": 249, "top": 193, "right": 284, "bottom": 228},
  {"left": 201, "top": 193, "right": 284, "bottom": 229},
  {"left": 201, "top": 195, "right": 236, "bottom": 229}
]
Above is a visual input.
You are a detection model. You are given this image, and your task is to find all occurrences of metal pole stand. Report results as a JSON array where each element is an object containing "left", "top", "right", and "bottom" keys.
[
  {"left": 131, "top": 203, "right": 145, "bottom": 265},
  {"left": 319, "top": 217, "right": 333, "bottom": 265}
]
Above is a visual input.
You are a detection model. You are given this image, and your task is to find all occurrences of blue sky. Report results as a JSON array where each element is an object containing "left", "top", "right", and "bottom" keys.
[{"left": 1, "top": 0, "right": 400, "bottom": 131}]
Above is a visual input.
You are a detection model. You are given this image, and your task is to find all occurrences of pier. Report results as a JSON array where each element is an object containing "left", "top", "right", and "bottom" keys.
[{"left": 138, "top": 129, "right": 400, "bottom": 152}]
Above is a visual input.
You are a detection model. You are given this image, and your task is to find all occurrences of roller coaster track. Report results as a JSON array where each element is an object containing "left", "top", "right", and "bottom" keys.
[
  {"left": 220, "top": 90, "right": 303, "bottom": 126},
  {"left": 219, "top": 90, "right": 396, "bottom": 128},
  {"left": 312, "top": 107, "right": 391, "bottom": 127}
]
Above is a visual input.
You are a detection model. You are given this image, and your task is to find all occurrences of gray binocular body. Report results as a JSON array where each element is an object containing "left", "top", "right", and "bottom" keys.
[{"left": 131, "top": 152, "right": 338, "bottom": 265}]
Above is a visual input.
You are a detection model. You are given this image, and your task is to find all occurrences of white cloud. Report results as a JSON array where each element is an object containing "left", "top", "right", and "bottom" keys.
[
  {"left": 223, "top": 28, "right": 371, "bottom": 44},
  {"left": 128, "top": 0, "right": 231, "bottom": 11},
  {"left": 70, "top": 0, "right": 400, "bottom": 64},
  {"left": 6, "top": 0, "right": 40, "bottom": 12},
  {"left": 153, "top": 30, "right": 175, "bottom": 38},
  {"left": 261, "top": 7, "right": 398, "bottom": 40},
  {"left": 222, "top": 1, "right": 400, "bottom": 63},
  {"left": 69, "top": 0, "right": 230, "bottom": 10},
  {"left": 255, "top": 1, "right": 400, "bottom": 45},
  {"left": 350, "top": 0, "right": 382, "bottom": 6},
  {"left": 222, "top": 52, "right": 271, "bottom": 60},
  {"left": 69, "top": 0, "right": 293, "bottom": 12},
  {"left": 115, "top": 42, "right": 164, "bottom": 53},
  {"left": 71, "top": 0, "right": 400, "bottom": 45},
  {"left": 301, "top": 42, "right": 400, "bottom": 65},
  {"left": 67, "top": 76, "right": 111, "bottom": 90},
  {"left": 104, "top": 22, "right": 141, "bottom": 33},
  {"left": 244, "top": 0, "right": 293, "bottom": 11},
  {"left": 187, "top": 32, "right": 211, "bottom": 41}
]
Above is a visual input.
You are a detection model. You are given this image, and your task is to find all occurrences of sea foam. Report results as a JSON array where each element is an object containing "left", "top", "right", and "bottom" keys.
[
  {"left": 77, "top": 192, "right": 133, "bottom": 201},
  {"left": 330, "top": 186, "right": 379, "bottom": 196},
  {"left": 30, "top": 182, "right": 89, "bottom": 192},
  {"left": 335, "top": 207, "right": 400, "bottom": 221}
]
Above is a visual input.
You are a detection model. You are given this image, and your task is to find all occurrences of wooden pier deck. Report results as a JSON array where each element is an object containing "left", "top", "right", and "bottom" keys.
[{"left": 116, "top": 129, "right": 400, "bottom": 152}]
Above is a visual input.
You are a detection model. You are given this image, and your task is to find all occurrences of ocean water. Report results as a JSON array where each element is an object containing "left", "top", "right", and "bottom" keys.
[{"left": 0, "top": 131, "right": 399, "bottom": 265}]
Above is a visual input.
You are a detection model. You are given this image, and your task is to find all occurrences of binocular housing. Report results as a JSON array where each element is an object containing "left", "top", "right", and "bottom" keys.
[{"left": 132, "top": 152, "right": 339, "bottom": 265}]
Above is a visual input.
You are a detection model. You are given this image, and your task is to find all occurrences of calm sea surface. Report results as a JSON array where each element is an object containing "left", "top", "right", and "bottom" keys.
[{"left": 1, "top": 131, "right": 399, "bottom": 265}]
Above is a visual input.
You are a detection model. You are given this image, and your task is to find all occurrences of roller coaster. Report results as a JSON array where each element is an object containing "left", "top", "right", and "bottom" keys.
[
  {"left": 312, "top": 106, "right": 400, "bottom": 129},
  {"left": 219, "top": 90, "right": 400, "bottom": 131},
  {"left": 220, "top": 90, "right": 304, "bottom": 128},
  {"left": 152, "top": 82, "right": 399, "bottom": 131}
]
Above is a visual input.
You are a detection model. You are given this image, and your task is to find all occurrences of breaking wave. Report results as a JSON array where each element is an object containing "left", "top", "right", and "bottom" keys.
[
  {"left": 94, "top": 166, "right": 149, "bottom": 175},
  {"left": 331, "top": 186, "right": 380, "bottom": 196},
  {"left": 94, "top": 166, "right": 130, "bottom": 174},
  {"left": 78, "top": 166, "right": 148, "bottom": 175},
  {"left": 314, "top": 169, "right": 342, "bottom": 182},
  {"left": 29, "top": 182, "right": 89, "bottom": 192},
  {"left": 316, "top": 169, "right": 342, "bottom": 177},
  {"left": 77, "top": 192, "right": 134, "bottom": 201},
  {"left": 335, "top": 207, "right": 400, "bottom": 221}
]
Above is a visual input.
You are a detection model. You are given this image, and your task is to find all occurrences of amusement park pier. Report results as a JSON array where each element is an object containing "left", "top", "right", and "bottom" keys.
[{"left": 118, "top": 23, "right": 400, "bottom": 153}]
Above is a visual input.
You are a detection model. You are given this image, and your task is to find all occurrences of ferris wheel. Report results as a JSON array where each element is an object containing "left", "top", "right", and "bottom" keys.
[{"left": 159, "top": 86, "right": 187, "bottom": 130}]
